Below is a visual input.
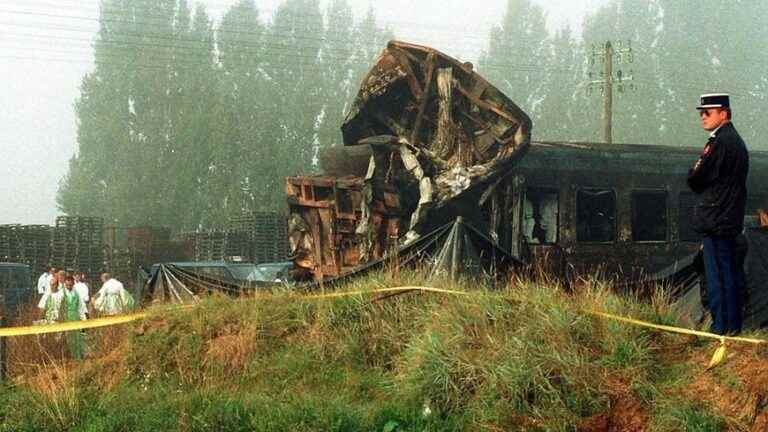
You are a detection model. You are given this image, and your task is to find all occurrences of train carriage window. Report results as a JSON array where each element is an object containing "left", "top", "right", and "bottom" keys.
[
  {"left": 523, "top": 188, "right": 559, "bottom": 244},
  {"left": 632, "top": 190, "right": 668, "bottom": 242},
  {"left": 577, "top": 189, "right": 616, "bottom": 242}
]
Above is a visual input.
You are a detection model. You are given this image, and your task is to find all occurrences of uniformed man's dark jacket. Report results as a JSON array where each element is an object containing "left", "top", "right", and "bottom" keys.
[{"left": 687, "top": 122, "right": 749, "bottom": 237}]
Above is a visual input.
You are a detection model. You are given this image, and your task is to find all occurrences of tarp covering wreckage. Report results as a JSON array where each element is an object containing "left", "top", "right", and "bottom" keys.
[
  {"left": 147, "top": 218, "right": 520, "bottom": 303},
  {"left": 287, "top": 40, "right": 532, "bottom": 281}
]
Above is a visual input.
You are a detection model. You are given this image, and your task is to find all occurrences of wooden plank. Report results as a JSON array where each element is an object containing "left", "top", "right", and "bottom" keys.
[
  {"left": 389, "top": 48, "right": 423, "bottom": 100},
  {"left": 410, "top": 52, "right": 437, "bottom": 147},
  {"left": 455, "top": 84, "right": 518, "bottom": 125}
]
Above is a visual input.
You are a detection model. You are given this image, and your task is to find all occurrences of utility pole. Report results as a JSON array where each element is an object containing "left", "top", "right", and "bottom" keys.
[{"left": 587, "top": 41, "right": 634, "bottom": 144}]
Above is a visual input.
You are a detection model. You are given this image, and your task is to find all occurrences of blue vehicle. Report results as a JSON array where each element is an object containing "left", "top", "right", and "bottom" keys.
[{"left": 0, "top": 263, "right": 32, "bottom": 319}]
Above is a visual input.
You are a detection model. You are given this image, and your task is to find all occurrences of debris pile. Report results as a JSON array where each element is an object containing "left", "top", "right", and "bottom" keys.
[{"left": 287, "top": 41, "right": 532, "bottom": 280}]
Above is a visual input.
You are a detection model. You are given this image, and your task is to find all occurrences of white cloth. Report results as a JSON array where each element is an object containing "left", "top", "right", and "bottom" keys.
[
  {"left": 95, "top": 278, "right": 128, "bottom": 316},
  {"left": 37, "top": 290, "right": 64, "bottom": 321},
  {"left": 74, "top": 282, "right": 90, "bottom": 303},
  {"left": 37, "top": 272, "right": 52, "bottom": 295}
]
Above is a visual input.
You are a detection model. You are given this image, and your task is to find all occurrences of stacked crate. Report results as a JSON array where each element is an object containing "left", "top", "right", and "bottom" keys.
[
  {"left": 104, "top": 248, "right": 140, "bottom": 291},
  {"left": 252, "top": 212, "right": 288, "bottom": 263},
  {"left": 51, "top": 216, "right": 104, "bottom": 276},
  {"left": 126, "top": 227, "right": 171, "bottom": 265},
  {"left": 0, "top": 225, "right": 22, "bottom": 263},
  {"left": 192, "top": 231, "right": 228, "bottom": 261},
  {"left": 0, "top": 225, "right": 52, "bottom": 285},
  {"left": 19, "top": 225, "right": 52, "bottom": 279},
  {"left": 227, "top": 214, "right": 257, "bottom": 261},
  {"left": 224, "top": 230, "right": 252, "bottom": 261}
]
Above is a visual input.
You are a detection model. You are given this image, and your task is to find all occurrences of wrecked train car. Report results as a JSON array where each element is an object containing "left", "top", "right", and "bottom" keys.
[
  {"left": 286, "top": 40, "right": 768, "bottom": 283},
  {"left": 287, "top": 41, "right": 532, "bottom": 281},
  {"left": 512, "top": 141, "right": 768, "bottom": 280},
  {"left": 293, "top": 139, "right": 768, "bottom": 282}
]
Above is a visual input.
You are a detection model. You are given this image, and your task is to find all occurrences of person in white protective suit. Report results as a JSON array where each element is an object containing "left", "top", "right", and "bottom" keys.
[
  {"left": 37, "top": 277, "right": 64, "bottom": 323},
  {"left": 93, "top": 273, "right": 134, "bottom": 316}
]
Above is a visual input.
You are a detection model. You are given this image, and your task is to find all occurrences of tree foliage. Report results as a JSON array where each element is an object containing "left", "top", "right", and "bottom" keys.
[
  {"left": 58, "top": 0, "right": 390, "bottom": 230},
  {"left": 60, "top": 0, "right": 768, "bottom": 230}
]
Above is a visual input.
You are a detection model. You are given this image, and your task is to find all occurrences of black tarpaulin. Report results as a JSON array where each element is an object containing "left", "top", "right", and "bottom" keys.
[
  {"left": 147, "top": 264, "right": 248, "bottom": 304},
  {"left": 653, "top": 227, "right": 768, "bottom": 330},
  {"left": 314, "top": 217, "right": 521, "bottom": 288}
]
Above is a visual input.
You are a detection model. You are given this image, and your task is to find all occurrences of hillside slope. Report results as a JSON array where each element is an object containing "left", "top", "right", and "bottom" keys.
[{"left": 1, "top": 273, "right": 767, "bottom": 431}]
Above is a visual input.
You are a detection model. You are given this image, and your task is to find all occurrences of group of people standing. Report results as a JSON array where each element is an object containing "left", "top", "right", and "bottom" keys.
[{"left": 34, "top": 266, "right": 134, "bottom": 359}]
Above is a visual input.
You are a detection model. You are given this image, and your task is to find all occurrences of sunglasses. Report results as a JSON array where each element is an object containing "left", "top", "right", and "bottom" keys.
[{"left": 699, "top": 109, "right": 721, "bottom": 118}]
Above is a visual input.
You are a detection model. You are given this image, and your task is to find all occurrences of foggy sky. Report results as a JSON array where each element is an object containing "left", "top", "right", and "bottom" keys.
[{"left": 0, "top": 0, "right": 605, "bottom": 225}]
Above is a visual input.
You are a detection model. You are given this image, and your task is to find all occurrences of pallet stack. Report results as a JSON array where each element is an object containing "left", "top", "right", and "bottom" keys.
[
  {"left": 227, "top": 214, "right": 256, "bottom": 261},
  {"left": 252, "top": 212, "right": 288, "bottom": 263},
  {"left": 51, "top": 216, "right": 104, "bottom": 276},
  {"left": 0, "top": 225, "right": 22, "bottom": 263},
  {"left": 104, "top": 248, "right": 140, "bottom": 290},
  {"left": 192, "top": 231, "right": 228, "bottom": 262},
  {"left": 18, "top": 225, "right": 52, "bottom": 278},
  {"left": 224, "top": 230, "right": 252, "bottom": 261},
  {"left": 226, "top": 212, "right": 288, "bottom": 263},
  {"left": 0, "top": 224, "right": 52, "bottom": 284}
]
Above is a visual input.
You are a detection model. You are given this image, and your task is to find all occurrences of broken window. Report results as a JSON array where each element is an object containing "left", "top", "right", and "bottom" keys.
[
  {"left": 678, "top": 192, "right": 701, "bottom": 242},
  {"left": 632, "top": 190, "right": 667, "bottom": 242},
  {"left": 523, "top": 188, "right": 559, "bottom": 244},
  {"left": 577, "top": 189, "right": 616, "bottom": 242}
]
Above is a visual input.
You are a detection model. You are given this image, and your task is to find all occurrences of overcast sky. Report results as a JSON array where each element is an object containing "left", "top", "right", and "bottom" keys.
[{"left": 0, "top": 0, "right": 606, "bottom": 225}]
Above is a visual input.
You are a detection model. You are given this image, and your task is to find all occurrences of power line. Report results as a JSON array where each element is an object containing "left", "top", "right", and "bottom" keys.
[
  {"left": 0, "top": 19, "right": 489, "bottom": 66},
  {"left": 0, "top": 46, "right": 580, "bottom": 82},
  {"left": 0, "top": 29, "right": 580, "bottom": 74},
  {"left": 15, "top": 0, "right": 505, "bottom": 41},
  {"left": 0, "top": 7, "right": 506, "bottom": 48}
]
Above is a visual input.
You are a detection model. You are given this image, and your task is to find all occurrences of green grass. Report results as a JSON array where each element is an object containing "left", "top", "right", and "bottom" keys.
[{"left": 0, "top": 271, "right": 762, "bottom": 431}]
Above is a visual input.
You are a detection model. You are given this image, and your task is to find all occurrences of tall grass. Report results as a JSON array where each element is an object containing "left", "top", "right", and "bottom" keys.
[{"left": 1, "top": 270, "right": 762, "bottom": 431}]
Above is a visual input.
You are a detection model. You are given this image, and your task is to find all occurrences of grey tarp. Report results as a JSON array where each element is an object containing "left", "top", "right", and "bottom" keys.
[
  {"left": 312, "top": 217, "right": 522, "bottom": 288},
  {"left": 653, "top": 227, "right": 768, "bottom": 330},
  {"left": 147, "top": 218, "right": 521, "bottom": 304},
  {"left": 147, "top": 264, "right": 248, "bottom": 304}
]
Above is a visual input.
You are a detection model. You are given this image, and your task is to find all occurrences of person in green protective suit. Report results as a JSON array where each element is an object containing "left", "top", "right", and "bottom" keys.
[{"left": 60, "top": 275, "right": 87, "bottom": 360}]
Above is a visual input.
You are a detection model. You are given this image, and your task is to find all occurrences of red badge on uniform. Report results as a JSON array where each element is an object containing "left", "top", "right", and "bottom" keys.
[{"left": 702, "top": 145, "right": 711, "bottom": 157}]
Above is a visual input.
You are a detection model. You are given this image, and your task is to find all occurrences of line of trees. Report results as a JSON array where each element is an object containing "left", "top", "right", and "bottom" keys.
[
  {"left": 481, "top": 0, "right": 768, "bottom": 146},
  {"left": 58, "top": 0, "right": 768, "bottom": 231},
  {"left": 58, "top": 0, "right": 391, "bottom": 230}
]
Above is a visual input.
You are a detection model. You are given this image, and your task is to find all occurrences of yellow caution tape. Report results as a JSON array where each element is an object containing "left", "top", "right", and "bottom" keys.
[
  {"left": 0, "top": 288, "right": 460, "bottom": 337},
  {"left": 588, "top": 310, "right": 768, "bottom": 371},
  {"left": 707, "top": 341, "right": 728, "bottom": 370},
  {"left": 305, "top": 286, "right": 471, "bottom": 300},
  {"left": 0, "top": 305, "right": 196, "bottom": 337},
  {"left": 588, "top": 310, "right": 767, "bottom": 345},
  {"left": 0, "top": 284, "right": 765, "bottom": 371},
  {"left": 0, "top": 313, "right": 147, "bottom": 337}
]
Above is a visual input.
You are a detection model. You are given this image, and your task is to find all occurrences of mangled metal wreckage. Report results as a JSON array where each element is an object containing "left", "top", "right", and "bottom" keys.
[{"left": 287, "top": 41, "right": 532, "bottom": 281}]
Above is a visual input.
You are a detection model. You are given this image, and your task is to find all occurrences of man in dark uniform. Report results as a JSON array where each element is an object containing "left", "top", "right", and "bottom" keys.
[{"left": 688, "top": 93, "right": 749, "bottom": 335}]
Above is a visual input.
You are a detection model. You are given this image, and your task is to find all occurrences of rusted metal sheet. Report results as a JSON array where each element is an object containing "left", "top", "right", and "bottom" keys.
[
  {"left": 288, "top": 40, "right": 532, "bottom": 281},
  {"left": 286, "top": 175, "right": 399, "bottom": 280}
]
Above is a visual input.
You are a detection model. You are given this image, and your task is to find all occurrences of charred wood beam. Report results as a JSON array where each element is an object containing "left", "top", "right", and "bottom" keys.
[
  {"left": 455, "top": 84, "right": 519, "bottom": 126},
  {"left": 390, "top": 49, "right": 423, "bottom": 100},
  {"left": 410, "top": 52, "right": 437, "bottom": 147}
]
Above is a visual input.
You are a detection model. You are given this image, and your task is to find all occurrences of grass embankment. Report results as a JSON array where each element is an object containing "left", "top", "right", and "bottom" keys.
[{"left": 1, "top": 272, "right": 767, "bottom": 431}]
